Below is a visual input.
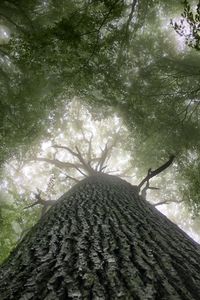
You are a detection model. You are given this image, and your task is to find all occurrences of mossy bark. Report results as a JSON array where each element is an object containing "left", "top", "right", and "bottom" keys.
[{"left": 1, "top": 174, "right": 200, "bottom": 299}]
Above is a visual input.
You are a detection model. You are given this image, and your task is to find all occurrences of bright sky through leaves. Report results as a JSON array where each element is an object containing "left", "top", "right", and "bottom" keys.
[{"left": 0, "top": 25, "right": 10, "bottom": 44}]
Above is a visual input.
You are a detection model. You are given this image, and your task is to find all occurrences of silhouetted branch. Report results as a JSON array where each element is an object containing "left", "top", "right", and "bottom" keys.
[
  {"left": 125, "top": 0, "right": 137, "bottom": 35},
  {"left": 24, "top": 190, "right": 56, "bottom": 216},
  {"left": 35, "top": 137, "right": 117, "bottom": 179},
  {"left": 75, "top": 146, "right": 95, "bottom": 175},
  {"left": 52, "top": 145, "right": 78, "bottom": 157},
  {"left": 187, "top": 101, "right": 200, "bottom": 122},
  {"left": 35, "top": 157, "right": 83, "bottom": 170},
  {"left": 96, "top": 143, "right": 109, "bottom": 171},
  {"left": 138, "top": 155, "right": 175, "bottom": 191},
  {"left": 66, "top": 175, "right": 80, "bottom": 183},
  {"left": 141, "top": 168, "right": 151, "bottom": 199},
  {"left": 52, "top": 143, "right": 95, "bottom": 175},
  {"left": 87, "top": 134, "right": 93, "bottom": 164},
  {"left": 179, "top": 99, "right": 193, "bottom": 124},
  {"left": 153, "top": 199, "right": 184, "bottom": 207}
]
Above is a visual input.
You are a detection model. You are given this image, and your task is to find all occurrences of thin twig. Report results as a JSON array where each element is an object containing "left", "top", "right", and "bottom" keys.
[{"left": 153, "top": 199, "right": 184, "bottom": 207}]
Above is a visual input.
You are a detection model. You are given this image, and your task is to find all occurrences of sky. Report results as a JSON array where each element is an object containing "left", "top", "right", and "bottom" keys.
[{"left": 0, "top": 25, "right": 10, "bottom": 45}]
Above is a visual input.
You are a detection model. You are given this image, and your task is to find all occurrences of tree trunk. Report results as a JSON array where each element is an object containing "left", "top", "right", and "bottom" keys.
[{"left": 1, "top": 174, "right": 200, "bottom": 300}]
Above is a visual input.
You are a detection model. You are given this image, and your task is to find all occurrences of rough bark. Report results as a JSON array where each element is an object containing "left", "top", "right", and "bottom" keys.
[{"left": 1, "top": 174, "right": 200, "bottom": 300}]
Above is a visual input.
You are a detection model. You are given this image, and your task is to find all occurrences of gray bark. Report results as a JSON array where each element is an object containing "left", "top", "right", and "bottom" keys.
[{"left": 0, "top": 174, "right": 200, "bottom": 299}]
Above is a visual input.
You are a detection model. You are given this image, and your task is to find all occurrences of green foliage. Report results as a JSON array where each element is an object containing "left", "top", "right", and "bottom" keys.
[
  {"left": 179, "top": 152, "right": 200, "bottom": 217},
  {"left": 0, "top": 197, "right": 17, "bottom": 263},
  {"left": 0, "top": 0, "right": 127, "bottom": 165},
  {"left": 0, "top": 190, "right": 41, "bottom": 263}
]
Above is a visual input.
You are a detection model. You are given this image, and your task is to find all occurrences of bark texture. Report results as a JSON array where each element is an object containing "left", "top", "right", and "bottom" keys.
[{"left": 1, "top": 174, "right": 200, "bottom": 300}]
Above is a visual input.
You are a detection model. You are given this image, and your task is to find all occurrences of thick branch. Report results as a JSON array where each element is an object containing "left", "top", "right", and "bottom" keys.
[
  {"left": 37, "top": 138, "right": 116, "bottom": 179},
  {"left": 52, "top": 144, "right": 95, "bottom": 176},
  {"left": 138, "top": 155, "right": 175, "bottom": 190},
  {"left": 95, "top": 143, "right": 110, "bottom": 172},
  {"left": 87, "top": 135, "right": 93, "bottom": 164},
  {"left": 75, "top": 146, "right": 95, "bottom": 175}
]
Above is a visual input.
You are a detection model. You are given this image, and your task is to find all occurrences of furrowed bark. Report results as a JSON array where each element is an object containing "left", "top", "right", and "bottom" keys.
[{"left": 0, "top": 174, "right": 200, "bottom": 299}]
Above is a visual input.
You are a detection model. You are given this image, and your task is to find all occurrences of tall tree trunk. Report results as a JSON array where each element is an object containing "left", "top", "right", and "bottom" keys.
[{"left": 1, "top": 174, "right": 200, "bottom": 299}]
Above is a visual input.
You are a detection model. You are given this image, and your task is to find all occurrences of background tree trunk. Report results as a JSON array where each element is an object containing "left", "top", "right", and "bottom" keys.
[{"left": 1, "top": 174, "right": 200, "bottom": 299}]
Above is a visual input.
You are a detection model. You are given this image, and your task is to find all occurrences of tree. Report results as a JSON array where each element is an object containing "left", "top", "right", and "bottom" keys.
[
  {"left": 0, "top": 101, "right": 138, "bottom": 263},
  {"left": 0, "top": 173, "right": 200, "bottom": 299},
  {"left": 1, "top": 0, "right": 200, "bottom": 272},
  {"left": 0, "top": 98, "right": 197, "bottom": 264}
]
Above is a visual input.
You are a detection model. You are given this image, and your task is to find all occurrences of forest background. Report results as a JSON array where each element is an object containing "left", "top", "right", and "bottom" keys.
[{"left": 0, "top": 0, "right": 200, "bottom": 263}]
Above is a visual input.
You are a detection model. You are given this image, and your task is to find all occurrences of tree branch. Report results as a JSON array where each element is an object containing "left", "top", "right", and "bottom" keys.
[
  {"left": 75, "top": 146, "right": 95, "bottom": 175},
  {"left": 138, "top": 155, "right": 175, "bottom": 190},
  {"left": 66, "top": 175, "right": 80, "bottom": 183},
  {"left": 153, "top": 199, "right": 184, "bottom": 207},
  {"left": 52, "top": 143, "right": 95, "bottom": 175},
  {"left": 95, "top": 143, "right": 109, "bottom": 171},
  {"left": 52, "top": 145, "right": 78, "bottom": 157},
  {"left": 125, "top": 0, "right": 137, "bottom": 35},
  {"left": 35, "top": 157, "right": 83, "bottom": 170},
  {"left": 24, "top": 190, "right": 56, "bottom": 216}
]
